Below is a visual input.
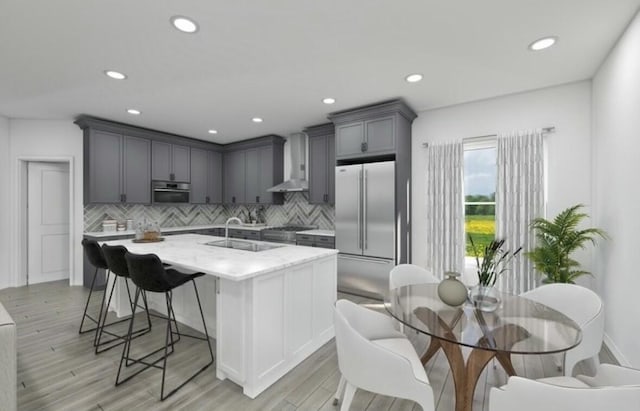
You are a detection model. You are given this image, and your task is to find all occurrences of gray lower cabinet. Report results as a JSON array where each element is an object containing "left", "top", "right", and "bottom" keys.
[
  {"left": 84, "top": 130, "right": 151, "bottom": 204},
  {"left": 296, "top": 233, "right": 335, "bottom": 249},
  {"left": 191, "top": 148, "right": 223, "bottom": 204},
  {"left": 152, "top": 141, "right": 191, "bottom": 182},
  {"left": 305, "top": 123, "right": 335, "bottom": 205},
  {"left": 228, "top": 229, "right": 261, "bottom": 240}
]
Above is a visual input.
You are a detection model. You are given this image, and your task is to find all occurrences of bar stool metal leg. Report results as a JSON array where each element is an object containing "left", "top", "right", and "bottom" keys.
[{"left": 78, "top": 266, "right": 101, "bottom": 334}]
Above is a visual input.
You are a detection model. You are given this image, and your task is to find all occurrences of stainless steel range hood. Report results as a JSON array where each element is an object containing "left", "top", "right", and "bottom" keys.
[{"left": 267, "top": 132, "right": 308, "bottom": 192}]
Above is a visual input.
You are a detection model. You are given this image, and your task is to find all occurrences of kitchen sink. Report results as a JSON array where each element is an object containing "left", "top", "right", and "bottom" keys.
[{"left": 204, "top": 239, "right": 284, "bottom": 252}]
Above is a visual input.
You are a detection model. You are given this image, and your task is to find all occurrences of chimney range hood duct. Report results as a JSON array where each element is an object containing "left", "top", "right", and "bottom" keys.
[{"left": 267, "top": 132, "right": 309, "bottom": 192}]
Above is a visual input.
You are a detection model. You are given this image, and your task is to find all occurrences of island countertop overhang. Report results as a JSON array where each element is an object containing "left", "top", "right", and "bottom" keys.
[{"left": 101, "top": 233, "right": 338, "bottom": 281}]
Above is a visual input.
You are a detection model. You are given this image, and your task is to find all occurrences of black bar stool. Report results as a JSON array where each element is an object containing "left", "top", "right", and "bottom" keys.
[
  {"left": 79, "top": 239, "right": 112, "bottom": 334},
  {"left": 96, "top": 244, "right": 154, "bottom": 354},
  {"left": 116, "top": 251, "right": 214, "bottom": 400}
]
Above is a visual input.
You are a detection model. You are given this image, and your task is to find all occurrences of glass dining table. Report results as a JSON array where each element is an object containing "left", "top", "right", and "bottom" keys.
[{"left": 384, "top": 284, "right": 582, "bottom": 411}]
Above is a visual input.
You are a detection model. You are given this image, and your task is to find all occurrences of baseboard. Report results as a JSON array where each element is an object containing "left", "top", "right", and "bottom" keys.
[{"left": 603, "top": 333, "right": 631, "bottom": 366}]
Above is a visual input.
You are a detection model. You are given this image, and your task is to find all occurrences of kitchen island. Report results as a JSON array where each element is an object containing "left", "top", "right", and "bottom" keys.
[{"left": 101, "top": 234, "right": 338, "bottom": 398}]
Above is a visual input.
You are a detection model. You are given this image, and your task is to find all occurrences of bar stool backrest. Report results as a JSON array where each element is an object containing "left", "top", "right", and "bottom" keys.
[
  {"left": 124, "top": 252, "right": 172, "bottom": 293},
  {"left": 102, "top": 244, "right": 130, "bottom": 278},
  {"left": 81, "top": 238, "right": 108, "bottom": 270}
]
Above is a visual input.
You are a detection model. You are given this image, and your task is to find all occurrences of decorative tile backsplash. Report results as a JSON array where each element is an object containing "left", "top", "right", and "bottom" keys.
[{"left": 84, "top": 192, "right": 334, "bottom": 232}]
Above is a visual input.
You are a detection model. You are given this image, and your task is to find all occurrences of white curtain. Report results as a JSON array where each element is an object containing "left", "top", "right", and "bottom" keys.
[
  {"left": 495, "top": 130, "right": 544, "bottom": 294},
  {"left": 425, "top": 141, "right": 465, "bottom": 279}
]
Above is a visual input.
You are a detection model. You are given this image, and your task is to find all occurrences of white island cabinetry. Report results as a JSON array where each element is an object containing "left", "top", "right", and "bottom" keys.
[{"left": 103, "top": 234, "right": 337, "bottom": 399}]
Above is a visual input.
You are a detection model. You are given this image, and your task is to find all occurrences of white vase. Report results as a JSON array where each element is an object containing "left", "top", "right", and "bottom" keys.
[{"left": 437, "top": 271, "right": 468, "bottom": 307}]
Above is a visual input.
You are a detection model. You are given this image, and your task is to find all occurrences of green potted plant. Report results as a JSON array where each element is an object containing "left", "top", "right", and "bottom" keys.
[
  {"left": 526, "top": 204, "right": 608, "bottom": 284},
  {"left": 469, "top": 236, "right": 522, "bottom": 311}
]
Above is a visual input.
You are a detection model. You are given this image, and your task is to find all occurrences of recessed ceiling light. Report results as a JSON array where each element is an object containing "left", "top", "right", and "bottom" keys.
[
  {"left": 208, "top": 129, "right": 218, "bottom": 134},
  {"left": 252, "top": 117, "right": 263, "bottom": 123},
  {"left": 322, "top": 97, "right": 336, "bottom": 105},
  {"left": 104, "top": 70, "right": 127, "bottom": 80},
  {"left": 170, "top": 16, "right": 199, "bottom": 33},
  {"left": 529, "top": 36, "right": 557, "bottom": 51},
  {"left": 126, "top": 109, "right": 141, "bottom": 115},
  {"left": 405, "top": 73, "right": 423, "bottom": 83}
]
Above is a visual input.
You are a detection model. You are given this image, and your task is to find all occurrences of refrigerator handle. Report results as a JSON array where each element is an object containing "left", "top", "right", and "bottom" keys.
[
  {"left": 357, "top": 168, "right": 362, "bottom": 251},
  {"left": 363, "top": 168, "right": 367, "bottom": 250}
]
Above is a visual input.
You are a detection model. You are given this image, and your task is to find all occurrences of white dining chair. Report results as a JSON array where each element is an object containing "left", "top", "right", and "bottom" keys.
[
  {"left": 333, "top": 299, "right": 434, "bottom": 411},
  {"left": 389, "top": 264, "right": 439, "bottom": 290},
  {"left": 489, "top": 364, "right": 640, "bottom": 411},
  {"left": 520, "top": 283, "right": 604, "bottom": 376}
]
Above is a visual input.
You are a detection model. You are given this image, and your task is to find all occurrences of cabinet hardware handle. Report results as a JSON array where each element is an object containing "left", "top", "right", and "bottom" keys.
[
  {"left": 361, "top": 142, "right": 368, "bottom": 152},
  {"left": 256, "top": 196, "right": 260, "bottom": 203},
  {"left": 170, "top": 173, "right": 175, "bottom": 181},
  {"left": 323, "top": 194, "right": 328, "bottom": 202},
  {"left": 206, "top": 196, "right": 210, "bottom": 204},
  {"left": 232, "top": 196, "right": 236, "bottom": 203}
]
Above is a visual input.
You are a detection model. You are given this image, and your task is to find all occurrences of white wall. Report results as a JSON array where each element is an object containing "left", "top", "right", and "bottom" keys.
[
  {"left": 411, "top": 81, "right": 593, "bottom": 281},
  {"left": 0, "top": 115, "right": 10, "bottom": 289},
  {"left": 592, "top": 11, "right": 640, "bottom": 367},
  {"left": 7, "top": 119, "right": 84, "bottom": 287}
]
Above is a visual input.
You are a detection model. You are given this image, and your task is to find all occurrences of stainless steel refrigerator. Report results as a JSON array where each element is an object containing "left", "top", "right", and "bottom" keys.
[{"left": 335, "top": 161, "right": 395, "bottom": 299}]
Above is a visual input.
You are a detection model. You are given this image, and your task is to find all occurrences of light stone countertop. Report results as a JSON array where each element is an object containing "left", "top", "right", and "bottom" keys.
[
  {"left": 101, "top": 233, "right": 337, "bottom": 281},
  {"left": 84, "top": 223, "right": 272, "bottom": 238},
  {"left": 296, "top": 229, "right": 335, "bottom": 237}
]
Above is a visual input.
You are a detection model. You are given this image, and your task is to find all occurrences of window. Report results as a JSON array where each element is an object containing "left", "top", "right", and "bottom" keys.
[{"left": 464, "top": 139, "right": 496, "bottom": 256}]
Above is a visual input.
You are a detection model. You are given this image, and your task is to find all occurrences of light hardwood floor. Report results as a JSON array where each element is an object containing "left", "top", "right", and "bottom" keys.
[{"left": 0, "top": 280, "right": 615, "bottom": 411}]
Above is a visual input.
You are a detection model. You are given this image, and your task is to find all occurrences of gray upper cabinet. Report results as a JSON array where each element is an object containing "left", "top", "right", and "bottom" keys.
[
  {"left": 328, "top": 100, "right": 417, "bottom": 161},
  {"left": 87, "top": 130, "right": 122, "bottom": 204},
  {"left": 244, "top": 148, "right": 260, "bottom": 203},
  {"left": 207, "top": 151, "right": 223, "bottom": 204},
  {"left": 224, "top": 150, "right": 246, "bottom": 204},
  {"left": 191, "top": 147, "right": 223, "bottom": 204},
  {"left": 152, "top": 141, "right": 190, "bottom": 182},
  {"left": 190, "top": 148, "right": 208, "bottom": 204},
  {"left": 123, "top": 136, "right": 151, "bottom": 204},
  {"left": 223, "top": 135, "right": 284, "bottom": 205},
  {"left": 83, "top": 129, "right": 151, "bottom": 204},
  {"left": 365, "top": 116, "right": 395, "bottom": 155},
  {"left": 335, "top": 123, "right": 364, "bottom": 158},
  {"left": 305, "top": 123, "right": 335, "bottom": 205}
]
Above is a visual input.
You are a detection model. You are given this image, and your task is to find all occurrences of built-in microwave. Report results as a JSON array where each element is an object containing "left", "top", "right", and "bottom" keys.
[{"left": 152, "top": 181, "right": 190, "bottom": 204}]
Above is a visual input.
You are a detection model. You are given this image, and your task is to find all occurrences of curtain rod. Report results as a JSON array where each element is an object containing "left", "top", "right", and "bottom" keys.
[{"left": 421, "top": 126, "right": 555, "bottom": 148}]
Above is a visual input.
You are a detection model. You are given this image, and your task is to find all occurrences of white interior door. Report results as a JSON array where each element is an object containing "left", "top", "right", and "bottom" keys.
[{"left": 27, "top": 162, "right": 70, "bottom": 284}]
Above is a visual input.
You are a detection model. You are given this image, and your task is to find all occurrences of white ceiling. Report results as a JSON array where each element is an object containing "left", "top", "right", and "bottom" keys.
[{"left": 0, "top": 1, "right": 638, "bottom": 143}]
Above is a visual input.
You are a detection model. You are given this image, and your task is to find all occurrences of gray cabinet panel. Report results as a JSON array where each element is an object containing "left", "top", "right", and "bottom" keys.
[
  {"left": 244, "top": 148, "right": 260, "bottom": 203},
  {"left": 258, "top": 146, "right": 274, "bottom": 204},
  {"left": 308, "top": 133, "right": 335, "bottom": 205},
  {"left": 365, "top": 117, "right": 395, "bottom": 155},
  {"left": 190, "top": 148, "right": 208, "bottom": 204},
  {"left": 152, "top": 141, "right": 172, "bottom": 181},
  {"left": 327, "top": 135, "right": 335, "bottom": 204},
  {"left": 207, "top": 151, "right": 223, "bottom": 203},
  {"left": 224, "top": 150, "right": 245, "bottom": 204},
  {"left": 336, "top": 122, "right": 364, "bottom": 158},
  {"left": 123, "top": 136, "right": 151, "bottom": 204},
  {"left": 89, "top": 130, "right": 122, "bottom": 203},
  {"left": 172, "top": 144, "right": 191, "bottom": 182},
  {"left": 309, "top": 136, "right": 328, "bottom": 204}
]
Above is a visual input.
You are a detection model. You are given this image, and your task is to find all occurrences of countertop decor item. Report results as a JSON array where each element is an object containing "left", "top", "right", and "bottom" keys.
[
  {"left": 526, "top": 204, "right": 608, "bottom": 284},
  {"left": 469, "top": 235, "right": 522, "bottom": 311},
  {"left": 437, "top": 271, "right": 467, "bottom": 306},
  {"left": 132, "top": 237, "right": 165, "bottom": 244}
]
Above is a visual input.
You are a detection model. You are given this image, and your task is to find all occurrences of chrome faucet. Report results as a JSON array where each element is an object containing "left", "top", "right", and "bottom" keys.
[{"left": 225, "top": 217, "right": 243, "bottom": 241}]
